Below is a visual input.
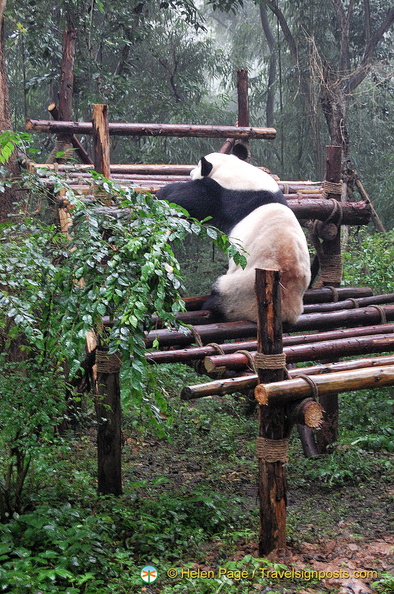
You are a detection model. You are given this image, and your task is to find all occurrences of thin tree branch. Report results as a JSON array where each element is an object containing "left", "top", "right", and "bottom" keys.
[{"left": 346, "top": 6, "right": 394, "bottom": 93}]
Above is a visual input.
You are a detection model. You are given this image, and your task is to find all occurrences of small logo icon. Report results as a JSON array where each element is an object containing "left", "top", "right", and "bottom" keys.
[{"left": 141, "top": 565, "right": 158, "bottom": 583}]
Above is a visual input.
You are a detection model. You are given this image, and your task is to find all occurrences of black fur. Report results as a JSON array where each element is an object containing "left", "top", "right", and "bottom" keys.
[
  {"left": 200, "top": 156, "right": 213, "bottom": 177},
  {"left": 202, "top": 286, "right": 226, "bottom": 320},
  {"left": 156, "top": 178, "right": 288, "bottom": 235}
]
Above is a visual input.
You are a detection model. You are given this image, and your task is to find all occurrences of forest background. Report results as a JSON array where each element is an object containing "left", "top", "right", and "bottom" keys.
[
  {"left": 0, "top": 2, "right": 394, "bottom": 592},
  {"left": 1, "top": 0, "right": 393, "bottom": 227}
]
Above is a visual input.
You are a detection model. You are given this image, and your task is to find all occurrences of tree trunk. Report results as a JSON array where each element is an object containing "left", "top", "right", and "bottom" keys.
[{"left": 0, "top": 0, "right": 21, "bottom": 223}]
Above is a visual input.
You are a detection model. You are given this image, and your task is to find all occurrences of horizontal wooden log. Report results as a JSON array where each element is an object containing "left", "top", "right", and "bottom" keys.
[
  {"left": 182, "top": 287, "right": 373, "bottom": 311},
  {"left": 150, "top": 293, "right": 394, "bottom": 328},
  {"left": 286, "top": 199, "right": 371, "bottom": 225},
  {"left": 302, "top": 292, "right": 394, "bottom": 313},
  {"left": 146, "top": 305, "right": 394, "bottom": 348},
  {"left": 180, "top": 353, "right": 394, "bottom": 400},
  {"left": 145, "top": 320, "right": 257, "bottom": 348},
  {"left": 254, "top": 365, "right": 394, "bottom": 405},
  {"left": 147, "top": 323, "right": 394, "bottom": 364},
  {"left": 204, "top": 332, "right": 394, "bottom": 372},
  {"left": 26, "top": 119, "right": 277, "bottom": 139},
  {"left": 56, "top": 195, "right": 370, "bottom": 227}
]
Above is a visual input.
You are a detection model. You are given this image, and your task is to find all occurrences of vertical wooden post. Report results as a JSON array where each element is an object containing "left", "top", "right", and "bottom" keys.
[
  {"left": 92, "top": 104, "right": 111, "bottom": 178},
  {"left": 254, "top": 269, "right": 287, "bottom": 555},
  {"left": 316, "top": 145, "right": 342, "bottom": 452},
  {"left": 236, "top": 69, "right": 250, "bottom": 160},
  {"left": 237, "top": 69, "right": 249, "bottom": 127},
  {"left": 59, "top": 30, "right": 76, "bottom": 122},
  {"left": 95, "top": 349, "right": 123, "bottom": 496},
  {"left": 47, "top": 29, "right": 76, "bottom": 163}
]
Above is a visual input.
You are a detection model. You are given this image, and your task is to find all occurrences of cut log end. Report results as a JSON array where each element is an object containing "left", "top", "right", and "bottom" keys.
[
  {"left": 254, "top": 383, "right": 269, "bottom": 405},
  {"left": 297, "top": 398, "right": 325, "bottom": 428}
]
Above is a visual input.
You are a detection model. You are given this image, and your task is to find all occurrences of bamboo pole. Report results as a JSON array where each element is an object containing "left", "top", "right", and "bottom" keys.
[
  {"left": 180, "top": 354, "right": 394, "bottom": 400},
  {"left": 254, "top": 365, "right": 394, "bottom": 405},
  {"left": 26, "top": 119, "right": 277, "bottom": 139}
]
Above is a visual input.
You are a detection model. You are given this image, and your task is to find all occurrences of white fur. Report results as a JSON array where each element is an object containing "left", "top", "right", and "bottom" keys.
[
  {"left": 215, "top": 203, "right": 311, "bottom": 323},
  {"left": 190, "top": 152, "right": 279, "bottom": 193}
]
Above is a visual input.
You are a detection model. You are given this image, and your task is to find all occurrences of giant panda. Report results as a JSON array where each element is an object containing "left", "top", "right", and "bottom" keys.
[
  {"left": 156, "top": 151, "right": 287, "bottom": 235},
  {"left": 203, "top": 202, "right": 311, "bottom": 324},
  {"left": 158, "top": 150, "right": 310, "bottom": 324}
]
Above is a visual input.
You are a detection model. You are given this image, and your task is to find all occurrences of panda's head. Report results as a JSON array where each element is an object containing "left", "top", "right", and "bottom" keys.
[{"left": 190, "top": 149, "right": 279, "bottom": 193}]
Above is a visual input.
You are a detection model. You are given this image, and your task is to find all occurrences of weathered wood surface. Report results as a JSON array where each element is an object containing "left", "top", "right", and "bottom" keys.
[
  {"left": 254, "top": 269, "right": 287, "bottom": 555},
  {"left": 95, "top": 349, "right": 122, "bottom": 496},
  {"left": 204, "top": 332, "right": 394, "bottom": 372},
  {"left": 255, "top": 365, "right": 394, "bottom": 405},
  {"left": 147, "top": 323, "right": 394, "bottom": 365},
  {"left": 26, "top": 119, "right": 277, "bottom": 139},
  {"left": 145, "top": 305, "right": 394, "bottom": 348},
  {"left": 92, "top": 104, "right": 110, "bottom": 178},
  {"left": 182, "top": 287, "right": 373, "bottom": 311},
  {"left": 180, "top": 354, "right": 394, "bottom": 400}
]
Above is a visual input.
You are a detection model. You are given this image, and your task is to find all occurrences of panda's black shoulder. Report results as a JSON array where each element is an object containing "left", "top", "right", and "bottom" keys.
[{"left": 156, "top": 177, "right": 222, "bottom": 200}]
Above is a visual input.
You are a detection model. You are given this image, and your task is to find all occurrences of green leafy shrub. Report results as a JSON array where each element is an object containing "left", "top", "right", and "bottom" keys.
[
  {"left": 343, "top": 229, "right": 394, "bottom": 293},
  {"left": 0, "top": 164, "right": 245, "bottom": 516}
]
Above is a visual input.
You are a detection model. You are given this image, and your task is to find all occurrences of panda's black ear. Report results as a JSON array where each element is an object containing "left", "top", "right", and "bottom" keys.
[
  {"left": 200, "top": 156, "right": 213, "bottom": 177},
  {"left": 232, "top": 142, "right": 249, "bottom": 162}
]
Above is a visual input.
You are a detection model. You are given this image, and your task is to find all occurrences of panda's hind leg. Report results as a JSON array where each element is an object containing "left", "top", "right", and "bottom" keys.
[{"left": 202, "top": 287, "right": 227, "bottom": 321}]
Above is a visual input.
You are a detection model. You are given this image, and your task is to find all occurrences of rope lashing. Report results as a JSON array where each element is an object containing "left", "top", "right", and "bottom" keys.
[
  {"left": 191, "top": 327, "right": 203, "bottom": 347},
  {"left": 325, "top": 199, "right": 344, "bottom": 226},
  {"left": 236, "top": 349, "right": 258, "bottom": 372},
  {"left": 256, "top": 436, "right": 289, "bottom": 463},
  {"left": 254, "top": 352, "right": 287, "bottom": 371},
  {"left": 348, "top": 297, "right": 360, "bottom": 308},
  {"left": 293, "top": 373, "right": 319, "bottom": 400},
  {"left": 321, "top": 180, "right": 343, "bottom": 199},
  {"left": 95, "top": 350, "right": 122, "bottom": 374},
  {"left": 369, "top": 304, "right": 387, "bottom": 324},
  {"left": 324, "top": 284, "right": 340, "bottom": 302},
  {"left": 207, "top": 342, "right": 225, "bottom": 355}
]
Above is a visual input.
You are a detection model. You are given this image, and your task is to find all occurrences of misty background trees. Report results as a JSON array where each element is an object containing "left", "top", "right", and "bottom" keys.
[{"left": 1, "top": 0, "right": 393, "bottom": 226}]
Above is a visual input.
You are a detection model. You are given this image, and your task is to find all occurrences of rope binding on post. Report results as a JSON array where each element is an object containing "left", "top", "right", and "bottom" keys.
[{"left": 256, "top": 436, "right": 289, "bottom": 463}]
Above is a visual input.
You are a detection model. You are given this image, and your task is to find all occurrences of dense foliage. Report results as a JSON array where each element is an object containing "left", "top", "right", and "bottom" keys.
[{"left": 3, "top": 0, "right": 393, "bottom": 226}]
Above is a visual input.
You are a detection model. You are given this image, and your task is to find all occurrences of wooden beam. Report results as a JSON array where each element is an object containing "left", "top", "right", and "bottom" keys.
[
  {"left": 92, "top": 104, "right": 110, "bottom": 178},
  {"left": 26, "top": 119, "right": 277, "bottom": 139},
  {"left": 95, "top": 349, "right": 123, "bottom": 495},
  {"left": 180, "top": 354, "right": 394, "bottom": 400},
  {"left": 255, "top": 269, "right": 287, "bottom": 555},
  {"left": 204, "top": 332, "right": 394, "bottom": 372},
  {"left": 254, "top": 365, "right": 394, "bottom": 405},
  {"left": 148, "top": 323, "right": 394, "bottom": 365}
]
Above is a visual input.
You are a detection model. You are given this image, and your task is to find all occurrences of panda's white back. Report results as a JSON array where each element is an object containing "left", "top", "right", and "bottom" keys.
[
  {"left": 216, "top": 203, "right": 311, "bottom": 323},
  {"left": 190, "top": 152, "right": 279, "bottom": 193}
]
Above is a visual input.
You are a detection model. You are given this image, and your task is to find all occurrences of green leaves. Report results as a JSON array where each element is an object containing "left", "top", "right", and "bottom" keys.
[
  {"left": 0, "top": 171, "right": 242, "bottom": 442},
  {"left": 0, "top": 130, "right": 31, "bottom": 164}
]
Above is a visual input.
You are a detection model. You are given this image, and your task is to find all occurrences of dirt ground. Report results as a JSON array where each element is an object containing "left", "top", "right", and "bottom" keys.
[{"left": 124, "top": 429, "right": 394, "bottom": 593}]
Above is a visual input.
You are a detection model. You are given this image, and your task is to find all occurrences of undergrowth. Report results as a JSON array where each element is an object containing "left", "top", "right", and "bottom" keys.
[{"left": 0, "top": 369, "right": 392, "bottom": 592}]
